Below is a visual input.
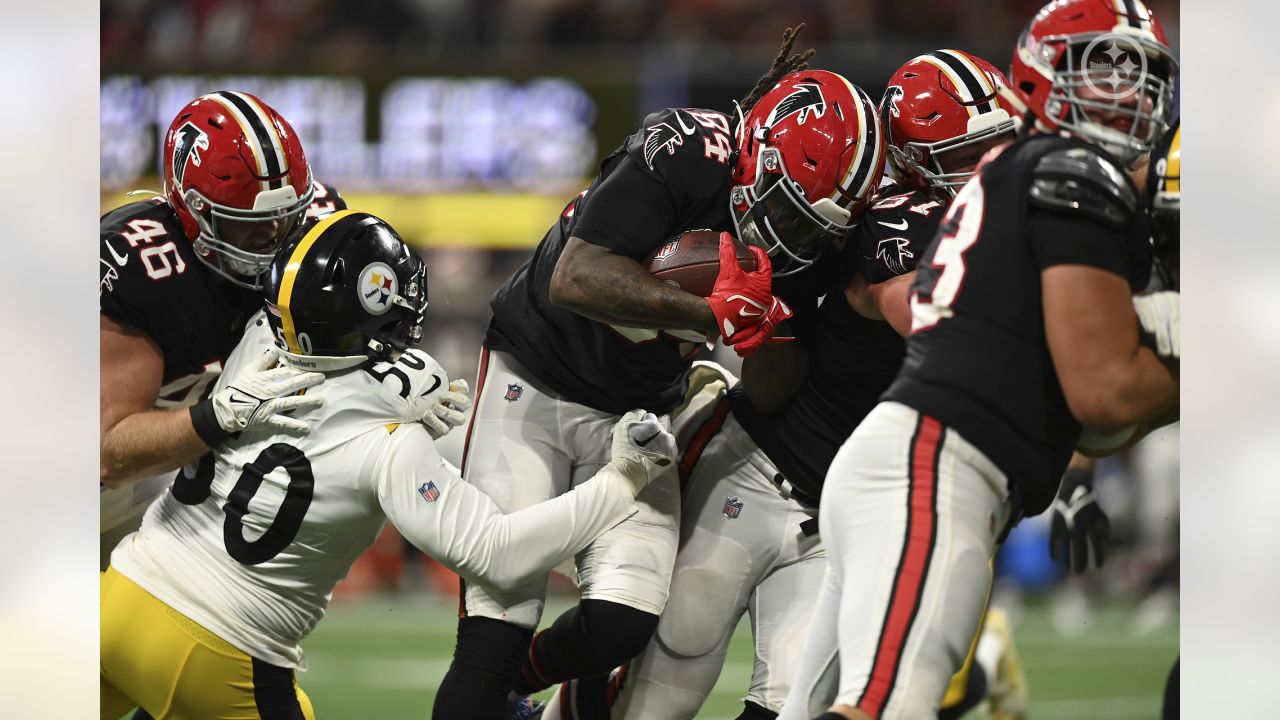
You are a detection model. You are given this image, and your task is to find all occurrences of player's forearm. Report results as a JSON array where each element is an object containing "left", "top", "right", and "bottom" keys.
[
  {"left": 100, "top": 409, "right": 211, "bottom": 488},
  {"left": 551, "top": 248, "right": 717, "bottom": 332},
  {"left": 456, "top": 468, "right": 638, "bottom": 589},
  {"left": 741, "top": 339, "right": 808, "bottom": 415}
]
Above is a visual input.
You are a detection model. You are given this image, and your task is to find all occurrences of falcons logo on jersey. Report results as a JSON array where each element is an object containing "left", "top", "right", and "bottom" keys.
[
  {"left": 771, "top": 82, "right": 826, "bottom": 125},
  {"left": 876, "top": 237, "right": 915, "bottom": 275},
  {"left": 643, "top": 122, "right": 683, "bottom": 169}
]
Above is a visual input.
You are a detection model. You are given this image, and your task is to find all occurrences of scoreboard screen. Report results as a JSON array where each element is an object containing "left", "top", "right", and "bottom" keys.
[{"left": 100, "top": 75, "right": 597, "bottom": 193}]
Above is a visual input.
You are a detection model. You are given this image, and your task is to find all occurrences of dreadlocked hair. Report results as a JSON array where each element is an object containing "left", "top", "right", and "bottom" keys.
[{"left": 737, "top": 23, "right": 816, "bottom": 116}]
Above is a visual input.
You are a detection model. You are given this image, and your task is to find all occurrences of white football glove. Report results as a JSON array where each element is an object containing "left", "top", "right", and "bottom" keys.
[
  {"left": 422, "top": 379, "right": 471, "bottom": 440},
  {"left": 193, "top": 348, "right": 324, "bottom": 445},
  {"left": 1133, "top": 291, "right": 1179, "bottom": 360},
  {"left": 607, "top": 410, "right": 677, "bottom": 495},
  {"left": 371, "top": 348, "right": 472, "bottom": 439}
]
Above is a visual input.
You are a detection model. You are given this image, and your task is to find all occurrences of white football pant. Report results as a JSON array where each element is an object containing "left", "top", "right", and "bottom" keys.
[
  {"left": 459, "top": 349, "right": 680, "bottom": 628},
  {"left": 779, "top": 402, "right": 1012, "bottom": 720}
]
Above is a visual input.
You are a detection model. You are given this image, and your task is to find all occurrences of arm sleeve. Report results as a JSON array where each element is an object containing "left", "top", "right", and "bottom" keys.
[
  {"left": 374, "top": 428, "right": 639, "bottom": 590},
  {"left": 1028, "top": 207, "right": 1132, "bottom": 278},
  {"left": 570, "top": 156, "right": 679, "bottom": 261},
  {"left": 100, "top": 230, "right": 149, "bottom": 330}
]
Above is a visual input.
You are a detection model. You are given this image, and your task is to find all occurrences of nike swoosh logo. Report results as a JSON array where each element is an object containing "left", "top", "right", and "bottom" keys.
[
  {"left": 738, "top": 307, "right": 762, "bottom": 317},
  {"left": 636, "top": 430, "right": 662, "bottom": 447},
  {"left": 228, "top": 390, "right": 258, "bottom": 407},
  {"left": 877, "top": 219, "right": 909, "bottom": 231},
  {"left": 420, "top": 374, "right": 443, "bottom": 397},
  {"left": 673, "top": 110, "right": 698, "bottom": 135},
  {"left": 105, "top": 240, "right": 129, "bottom": 266}
]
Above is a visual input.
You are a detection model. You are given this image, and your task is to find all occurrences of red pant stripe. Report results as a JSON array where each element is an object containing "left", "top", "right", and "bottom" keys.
[{"left": 857, "top": 413, "right": 942, "bottom": 718}]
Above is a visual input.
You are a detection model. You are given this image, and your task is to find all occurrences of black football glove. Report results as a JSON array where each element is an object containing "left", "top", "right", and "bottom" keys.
[{"left": 1049, "top": 467, "right": 1111, "bottom": 574}]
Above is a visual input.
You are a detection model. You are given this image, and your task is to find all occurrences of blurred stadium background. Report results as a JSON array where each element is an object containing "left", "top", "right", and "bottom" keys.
[{"left": 101, "top": 1, "right": 1179, "bottom": 717}]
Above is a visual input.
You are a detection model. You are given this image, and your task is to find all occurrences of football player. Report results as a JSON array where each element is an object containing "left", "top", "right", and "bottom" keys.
[
  {"left": 538, "top": 49, "right": 1024, "bottom": 720},
  {"left": 433, "top": 26, "right": 887, "bottom": 720},
  {"left": 100, "top": 91, "right": 349, "bottom": 569},
  {"left": 779, "top": 2, "right": 1179, "bottom": 718},
  {"left": 100, "top": 210, "right": 679, "bottom": 720}
]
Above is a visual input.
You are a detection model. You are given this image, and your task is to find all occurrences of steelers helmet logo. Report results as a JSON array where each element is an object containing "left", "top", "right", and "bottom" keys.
[{"left": 359, "top": 261, "right": 398, "bottom": 315}]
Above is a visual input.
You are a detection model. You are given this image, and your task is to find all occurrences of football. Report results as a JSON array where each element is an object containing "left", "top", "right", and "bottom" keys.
[{"left": 644, "top": 230, "right": 758, "bottom": 297}]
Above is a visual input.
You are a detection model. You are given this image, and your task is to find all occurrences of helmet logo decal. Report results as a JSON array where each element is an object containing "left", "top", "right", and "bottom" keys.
[
  {"left": 884, "top": 86, "right": 905, "bottom": 118},
  {"left": 770, "top": 82, "right": 827, "bottom": 126},
  {"left": 359, "top": 261, "right": 398, "bottom": 315},
  {"left": 643, "top": 123, "right": 683, "bottom": 169},
  {"left": 171, "top": 122, "right": 209, "bottom": 187}
]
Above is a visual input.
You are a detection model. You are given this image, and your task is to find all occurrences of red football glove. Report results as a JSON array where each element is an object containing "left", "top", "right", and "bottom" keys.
[
  {"left": 728, "top": 296, "right": 794, "bottom": 357},
  {"left": 705, "top": 231, "right": 785, "bottom": 352}
]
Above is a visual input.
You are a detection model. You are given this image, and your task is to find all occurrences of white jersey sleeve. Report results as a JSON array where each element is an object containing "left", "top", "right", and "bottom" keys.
[{"left": 373, "top": 425, "right": 639, "bottom": 590}]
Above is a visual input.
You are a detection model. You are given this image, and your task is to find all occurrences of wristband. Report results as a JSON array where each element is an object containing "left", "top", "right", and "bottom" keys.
[{"left": 190, "top": 399, "right": 231, "bottom": 447}]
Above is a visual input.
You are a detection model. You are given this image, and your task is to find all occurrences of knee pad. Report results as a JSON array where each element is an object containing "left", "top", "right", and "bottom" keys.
[{"left": 656, "top": 530, "right": 751, "bottom": 659}]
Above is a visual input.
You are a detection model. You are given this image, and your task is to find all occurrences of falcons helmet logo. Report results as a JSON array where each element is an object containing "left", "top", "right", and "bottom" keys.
[
  {"left": 170, "top": 121, "right": 210, "bottom": 186},
  {"left": 770, "top": 82, "right": 827, "bottom": 126},
  {"left": 876, "top": 237, "right": 915, "bottom": 275},
  {"left": 883, "top": 85, "right": 905, "bottom": 118},
  {"left": 643, "top": 122, "right": 683, "bottom": 169}
]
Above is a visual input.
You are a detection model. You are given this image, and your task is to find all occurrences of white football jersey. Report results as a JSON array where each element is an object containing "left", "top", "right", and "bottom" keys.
[{"left": 112, "top": 317, "right": 640, "bottom": 669}]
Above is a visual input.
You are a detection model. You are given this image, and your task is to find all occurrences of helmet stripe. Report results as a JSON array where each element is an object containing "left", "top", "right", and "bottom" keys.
[
  {"left": 928, "top": 51, "right": 995, "bottom": 114},
  {"left": 839, "top": 85, "right": 885, "bottom": 206},
  {"left": 233, "top": 92, "right": 289, "bottom": 190},
  {"left": 212, "top": 91, "right": 285, "bottom": 191},
  {"left": 277, "top": 209, "right": 359, "bottom": 354},
  {"left": 1164, "top": 125, "right": 1180, "bottom": 192},
  {"left": 834, "top": 75, "right": 867, "bottom": 200},
  {"left": 1116, "top": 0, "right": 1152, "bottom": 30}
]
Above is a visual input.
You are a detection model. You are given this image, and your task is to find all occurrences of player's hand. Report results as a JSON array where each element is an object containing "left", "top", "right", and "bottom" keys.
[
  {"left": 705, "top": 232, "right": 778, "bottom": 348},
  {"left": 196, "top": 348, "right": 324, "bottom": 444},
  {"left": 421, "top": 379, "right": 471, "bottom": 440},
  {"left": 607, "top": 410, "right": 676, "bottom": 495},
  {"left": 1133, "top": 291, "right": 1179, "bottom": 360},
  {"left": 727, "top": 296, "right": 794, "bottom": 357},
  {"left": 373, "top": 348, "right": 472, "bottom": 438},
  {"left": 1049, "top": 467, "right": 1110, "bottom": 574}
]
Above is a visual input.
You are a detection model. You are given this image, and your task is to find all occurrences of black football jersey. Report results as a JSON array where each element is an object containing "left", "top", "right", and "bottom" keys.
[
  {"left": 100, "top": 182, "right": 346, "bottom": 409},
  {"left": 486, "top": 108, "right": 736, "bottom": 414},
  {"left": 883, "top": 135, "right": 1152, "bottom": 514},
  {"left": 731, "top": 182, "right": 944, "bottom": 505}
]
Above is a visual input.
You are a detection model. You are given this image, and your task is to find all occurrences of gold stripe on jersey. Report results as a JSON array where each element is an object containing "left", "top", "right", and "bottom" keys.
[
  {"left": 1164, "top": 125, "right": 1180, "bottom": 193},
  {"left": 386, "top": 423, "right": 401, "bottom": 433},
  {"left": 278, "top": 209, "right": 358, "bottom": 354}
]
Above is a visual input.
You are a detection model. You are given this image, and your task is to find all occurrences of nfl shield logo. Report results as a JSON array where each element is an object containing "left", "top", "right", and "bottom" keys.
[
  {"left": 722, "top": 497, "right": 743, "bottom": 519},
  {"left": 653, "top": 240, "right": 679, "bottom": 260},
  {"left": 418, "top": 481, "right": 441, "bottom": 502},
  {"left": 504, "top": 383, "right": 524, "bottom": 402}
]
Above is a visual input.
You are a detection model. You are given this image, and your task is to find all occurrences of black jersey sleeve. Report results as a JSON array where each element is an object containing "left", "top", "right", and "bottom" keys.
[
  {"left": 570, "top": 155, "right": 679, "bottom": 261},
  {"left": 99, "top": 201, "right": 185, "bottom": 332},
  {"left": 1026, "top": 147, "right": 1145, "bottom": 280},
  {"left": 305, "top": 181, "right": 347, "bottom": 221},
  {"left": 572, "top": 108, "right": 734, "bottom": 261},
  {"left": 851, "top": 187, "right": 947, "bottom": 283}
]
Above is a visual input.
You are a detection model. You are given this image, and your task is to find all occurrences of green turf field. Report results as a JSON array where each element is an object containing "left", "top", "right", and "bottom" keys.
[{"left": 299, "top": 593, "right": 1178, "bottom": 719}]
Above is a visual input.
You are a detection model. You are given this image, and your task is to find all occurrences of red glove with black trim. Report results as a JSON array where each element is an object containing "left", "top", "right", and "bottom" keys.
[{"left": 705, "top": 232, "right": 793, "bottom": 357}]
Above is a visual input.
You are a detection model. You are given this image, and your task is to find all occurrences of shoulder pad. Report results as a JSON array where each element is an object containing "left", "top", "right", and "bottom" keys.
[
  {"left": 627, "top": 108, "right": 734, "bottom": 178},
  {"left": 1029, "top": 147, "right": 1138, "bottom": 228}
]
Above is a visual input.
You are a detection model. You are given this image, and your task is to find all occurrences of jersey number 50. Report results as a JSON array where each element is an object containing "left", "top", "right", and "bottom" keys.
[
  {"left": 172, "top": 444, "right": 314, "bottom": 566},
  {"left": 909, "top": 179, "right": 985, "bottom": 333}
]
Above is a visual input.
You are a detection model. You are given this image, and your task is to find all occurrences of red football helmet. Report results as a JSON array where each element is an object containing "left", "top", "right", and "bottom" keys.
[
  {"left": 163, "top": 91, "right": 315, "bottom": 289},
  {"left": 730, "top": 69, "right": 886, "bottom": 276},
  {"left": 1009, "top": 0, "right": 1177, "bottom": 164},
  {"left": 882, "top": 50, "right": 1020, "bottom": 197}
]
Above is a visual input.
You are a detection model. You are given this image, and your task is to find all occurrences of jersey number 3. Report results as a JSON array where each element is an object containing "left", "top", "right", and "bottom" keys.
[
  {"left": 909, "top": 179, "right": 985, "bottom": 332},
  {"left": 172, "top": 444, "right": 314, "bottom": 565}
]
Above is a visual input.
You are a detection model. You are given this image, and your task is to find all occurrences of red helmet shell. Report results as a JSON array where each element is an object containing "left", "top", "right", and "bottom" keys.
[
  {"left": 882, "top": 50, "right": 1019, "bottom": 194},
  {"left": 162, "top": 91, "right": 314, "bottom": 287},
  {"left": 1009, "top": 0, "right": 1176, "bottom": 161},
  {"left": 730, "top": 69, "right": 886, "bottom": 274}
]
